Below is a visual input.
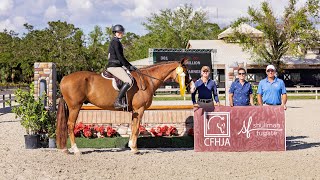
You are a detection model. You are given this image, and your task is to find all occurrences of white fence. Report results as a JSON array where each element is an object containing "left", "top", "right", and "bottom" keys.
[{"left": 156, "top": 87, "right": 320, "bottom": 100}]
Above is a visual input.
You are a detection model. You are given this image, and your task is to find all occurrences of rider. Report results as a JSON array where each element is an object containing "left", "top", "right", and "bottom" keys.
[{"left": 106, "top": 24, "right": 137, "bottom": 109}]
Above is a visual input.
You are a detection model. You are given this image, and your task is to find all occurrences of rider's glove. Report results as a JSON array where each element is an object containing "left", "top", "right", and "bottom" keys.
[{"left": 129, "top": 66, "right": 137, "bottom": 71}]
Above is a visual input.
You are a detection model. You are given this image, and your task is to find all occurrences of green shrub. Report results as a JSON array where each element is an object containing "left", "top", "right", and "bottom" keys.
[
  {"left": 12, "top": 83, "right": 48, "bottom": 135},
  {"left": 252, "top": 85, "right": 258, "bottom": 105}
]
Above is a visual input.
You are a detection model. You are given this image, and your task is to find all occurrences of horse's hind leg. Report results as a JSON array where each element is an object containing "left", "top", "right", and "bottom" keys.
[
  {"left": 129, "top": 107, "right": 145, "bottom": 153},
  {"left": 67, "top": 105, "right": 82, "bottom": 155}
]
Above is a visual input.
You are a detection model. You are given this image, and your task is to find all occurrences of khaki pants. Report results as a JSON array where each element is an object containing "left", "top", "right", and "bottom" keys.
[
  {"left": 107, "top": 67, "right": 133, "bottom": 85},
  {"left": 198, "top": 101, "right": 215, "bottom": 112}
]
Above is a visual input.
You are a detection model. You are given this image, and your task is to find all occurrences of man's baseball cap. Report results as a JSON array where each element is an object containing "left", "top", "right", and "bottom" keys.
[{"left": 266, "top": 65, "right": 276, "bottom": 71}]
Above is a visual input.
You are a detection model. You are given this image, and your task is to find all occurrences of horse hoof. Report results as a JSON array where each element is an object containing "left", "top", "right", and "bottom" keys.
[
  {"left": 131, "top": 149, "right": 140, "bottom": 154},
  {"left": 61, "top": 149, "right": 70, "bottom": 154},
  {"left": 133, "top": 151, "right": 140, "bottom": 155}
]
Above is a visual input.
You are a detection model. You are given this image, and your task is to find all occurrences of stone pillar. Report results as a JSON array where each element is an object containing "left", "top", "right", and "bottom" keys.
[{"left": 34, "top": 62, "right": 57, "bottom": 110}]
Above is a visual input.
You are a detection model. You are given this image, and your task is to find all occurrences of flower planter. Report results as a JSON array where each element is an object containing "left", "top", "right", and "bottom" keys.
[
  {"left": 67, "top": 136, "right": 194, "bottom": 149},
  {"left": 24, "top": 134, "right": 40, "bottom": 149},
  {"left": 48, "top": 138, "right": 56, "bottom": 148}
]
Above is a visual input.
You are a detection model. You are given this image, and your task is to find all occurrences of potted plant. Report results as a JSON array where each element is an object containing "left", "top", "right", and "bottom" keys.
[
  {"left": 12, "top": 83, "right": 48, "bottom": 149},
  {"left": 46, "top": 110, "right": 57, "bottom": 148}
]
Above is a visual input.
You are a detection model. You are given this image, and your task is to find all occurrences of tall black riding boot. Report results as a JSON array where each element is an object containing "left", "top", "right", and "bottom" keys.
[{"left": 114, "top": 83, "right": 131, "bottom": 109}]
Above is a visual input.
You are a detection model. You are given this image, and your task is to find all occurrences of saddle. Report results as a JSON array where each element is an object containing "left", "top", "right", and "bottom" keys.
[{"left": 101, "top": 69, "right": 134, "bottom": 91}]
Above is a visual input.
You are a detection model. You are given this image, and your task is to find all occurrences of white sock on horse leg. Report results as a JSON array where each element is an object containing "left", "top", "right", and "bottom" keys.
[
  {"left": 128, "top": 140, "right": 132, "bottom": 148},
  {"left": 71, "top": 144, "right": 80, "bottom": 153}
]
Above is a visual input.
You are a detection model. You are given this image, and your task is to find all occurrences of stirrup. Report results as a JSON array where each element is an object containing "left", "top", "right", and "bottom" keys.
[{"left": 114, "top": 101, "right": 127, "bottom": 109}]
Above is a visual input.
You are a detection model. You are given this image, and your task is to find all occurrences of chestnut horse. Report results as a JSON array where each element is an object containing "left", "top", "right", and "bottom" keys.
[{"left": 56, "top": 58, "right": 194, "bottom": 154}]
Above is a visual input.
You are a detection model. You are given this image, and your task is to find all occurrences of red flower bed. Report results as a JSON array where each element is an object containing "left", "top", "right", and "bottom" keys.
[
  {"left": 74, "top": 122, "right": 119, "bottom": 138},
  {"left": 149, "top": 125, "right": 178, "bottom": 137}
]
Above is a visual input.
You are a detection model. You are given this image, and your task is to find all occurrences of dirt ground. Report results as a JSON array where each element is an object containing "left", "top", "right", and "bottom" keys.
[{"left": 0, "top": 100, "right": 320, "bottom": 180}]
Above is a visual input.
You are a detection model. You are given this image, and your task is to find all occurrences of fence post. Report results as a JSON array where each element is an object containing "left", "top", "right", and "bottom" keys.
[
  {"left": 9, "top": 94, "right": 11, "bottom": 107},
  {"left": 2, "top": 95, "right": 5, "bottom": 108}
]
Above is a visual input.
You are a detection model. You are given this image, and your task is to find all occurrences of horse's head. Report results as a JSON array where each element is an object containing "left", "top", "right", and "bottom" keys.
[{"left": 166, "top": 58, "right": 195, "bottom": 93}]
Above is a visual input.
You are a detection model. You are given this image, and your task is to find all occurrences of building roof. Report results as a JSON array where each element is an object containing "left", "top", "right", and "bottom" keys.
[
  {"left": 131, "top": 39, "right": 320, "bottom": 68},
  {"left": 283, "top": 53, "right": 320, "bottom": 65},
  {"left": 187, "top": 40, "right": 253, "bottom": 66},
  {"left": 130, "top": 57, "right": 152, "bottom": 67},
  {"left": 187, "top": 40, "right": 320, "bottom": 68},
  {"left": 218, "top": 23, "right": 264, "bottom": 39}
]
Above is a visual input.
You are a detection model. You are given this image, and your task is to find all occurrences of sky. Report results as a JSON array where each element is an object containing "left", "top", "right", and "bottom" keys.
[{"left": 0, "top": 0, "right": 307, "bottom": 36}]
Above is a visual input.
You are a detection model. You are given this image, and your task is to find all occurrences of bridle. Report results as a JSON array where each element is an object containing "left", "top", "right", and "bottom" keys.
[
  {"left": 174, "top": 65, "right": 193, "bottom": 89},
  {"left": 134, "top": 69, "right": 164, "bottom": 91},
  {"left": 135, "top": 69, "right": 164, "bottom": 82},
  {"left": 133, "top": 64, "right": 192, "bottom": 91}
]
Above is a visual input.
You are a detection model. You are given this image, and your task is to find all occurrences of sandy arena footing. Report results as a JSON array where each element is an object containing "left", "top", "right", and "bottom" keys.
[{"left": 0, "top": 100, "right": 319, "bottom": 179}]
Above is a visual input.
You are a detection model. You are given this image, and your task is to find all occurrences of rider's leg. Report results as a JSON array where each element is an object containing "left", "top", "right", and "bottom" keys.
[
  {"left": 114, "top": 83, "right": 131, "bottom": 109},
  {"left": 106, "top": 67, "right": 133, "bottom": 109}
]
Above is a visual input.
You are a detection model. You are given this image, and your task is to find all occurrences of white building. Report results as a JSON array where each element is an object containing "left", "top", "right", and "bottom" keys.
[{"left": 131, "top": 23, "right": 320, "bottom": 87}]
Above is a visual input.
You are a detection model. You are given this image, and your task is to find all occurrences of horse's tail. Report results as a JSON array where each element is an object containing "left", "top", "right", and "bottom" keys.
[{"left": 56, "top": 97, "right": 68, "bottom": 149}]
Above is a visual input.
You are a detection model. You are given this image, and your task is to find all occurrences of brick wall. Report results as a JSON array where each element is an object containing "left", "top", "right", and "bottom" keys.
[
  {"left": 77, "top": 109, "right": 194, "bottom": 137},
  {"left": 34, "top": 62, "right": 57, "bottom": 110}
]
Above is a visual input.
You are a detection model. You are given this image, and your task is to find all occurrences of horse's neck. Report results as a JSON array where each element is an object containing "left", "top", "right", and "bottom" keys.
[{"left": 142, "top": 63, "right": 178, "bottom": 92}]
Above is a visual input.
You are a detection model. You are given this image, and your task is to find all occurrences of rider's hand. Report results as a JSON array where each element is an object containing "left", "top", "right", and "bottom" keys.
[{"left": 129, "top": 66, "right": 137, "bottom": 71}]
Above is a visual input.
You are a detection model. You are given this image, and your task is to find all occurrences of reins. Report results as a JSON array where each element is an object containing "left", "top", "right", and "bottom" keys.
[
  {"left": 133, "top": 64, "right": 192, "bottom": 91},
  {"left": 135, "top": 69, "right": 164, "bottom": 82},
  {"left": 134, "top": 69, "right": 165, "bottom": 91}
]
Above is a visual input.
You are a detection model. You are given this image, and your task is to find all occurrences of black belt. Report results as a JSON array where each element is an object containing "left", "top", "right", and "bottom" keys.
[
  {"left": 198, "top": 99, "right": 213, "bottom": 103},
  {"left": 264, "top": 103, "right": 281, "bottom": 105}
]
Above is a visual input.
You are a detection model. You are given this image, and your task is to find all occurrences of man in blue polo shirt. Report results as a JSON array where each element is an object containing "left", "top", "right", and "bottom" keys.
[
  {"left": 257, "top": 65, "right": 287, "bottom": 110},
  {"left": 229, "top": 68, "right": 253, "bottom": 106},
  {"left": 192, "top": 66, "right": 220, "bottom": 110}
]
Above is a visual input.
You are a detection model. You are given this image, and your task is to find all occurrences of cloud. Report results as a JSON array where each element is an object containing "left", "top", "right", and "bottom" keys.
[
  {"left": 0, "top": 0, "right": 313, "bottom": 35},
  {"left": 121, "top": 0, "right": 153, "bottom": 18},
  {"left": 0, "top": 16, "right": 26, "bottom": 32},
  {"left": 65, "top": 0, "right": 94, "bottom": 24},
  {"left": 0, "top": 0, "right": 14, "bottom": 16},
  {"left": 66, "top": 0, "right": 92, "bottom": 13},
  {"left": 44, "top": 5, "right": 68, "bottom": 21}
]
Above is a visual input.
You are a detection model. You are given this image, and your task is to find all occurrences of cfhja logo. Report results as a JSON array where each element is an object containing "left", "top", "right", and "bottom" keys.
[{"left": 204, "top": 112, "right": 230, "bottom": 138}]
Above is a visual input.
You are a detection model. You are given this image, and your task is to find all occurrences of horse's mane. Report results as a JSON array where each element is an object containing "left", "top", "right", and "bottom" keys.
[{"left": 140, "top": 61, "right": 179, "bottom": 70}]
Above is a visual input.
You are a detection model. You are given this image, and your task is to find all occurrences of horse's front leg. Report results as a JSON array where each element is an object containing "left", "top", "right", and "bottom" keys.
[{"left": 129, "top": 107, "right": 145, "bottom": 154}]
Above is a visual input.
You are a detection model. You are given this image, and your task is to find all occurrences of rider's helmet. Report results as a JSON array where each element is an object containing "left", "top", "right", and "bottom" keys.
[{"left": 112, "top": 24, "right": 125, "bottom": 33}]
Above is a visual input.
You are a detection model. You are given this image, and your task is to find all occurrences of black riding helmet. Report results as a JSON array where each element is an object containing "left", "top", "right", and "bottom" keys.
[{"left": 112, "top": 24, "right": 125, "bottom": 33}]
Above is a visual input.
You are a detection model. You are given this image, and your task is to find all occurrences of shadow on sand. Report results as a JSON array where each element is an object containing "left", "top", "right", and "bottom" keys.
[
  {"left": 286, "top": 136, "right": 320, "bottom": 150},
  {"left": 80, "top": 148, "right": 129, "bottom": 154}
]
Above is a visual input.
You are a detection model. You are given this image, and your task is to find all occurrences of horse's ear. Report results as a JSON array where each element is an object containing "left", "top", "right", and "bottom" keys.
[{"left": 180, "top": 57, "right": 188, "bottom": 65}]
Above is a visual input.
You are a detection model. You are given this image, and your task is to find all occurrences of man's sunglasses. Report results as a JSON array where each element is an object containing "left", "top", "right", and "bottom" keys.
[
  {"left": 267, "top": 69, "right": 275, "bottom": 72},
  {"left": 238, "top": 73, "right": 246, "bottom": 75}
]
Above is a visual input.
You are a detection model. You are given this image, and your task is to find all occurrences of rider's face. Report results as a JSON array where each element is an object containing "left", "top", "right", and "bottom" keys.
[{"left": 115, "top": 32, "right": 124, "bottom": 39}]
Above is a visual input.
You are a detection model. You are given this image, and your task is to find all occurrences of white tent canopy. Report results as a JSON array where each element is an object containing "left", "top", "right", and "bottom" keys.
[{"left": 218, "top": 23, "right": 263, "bottom": 40}]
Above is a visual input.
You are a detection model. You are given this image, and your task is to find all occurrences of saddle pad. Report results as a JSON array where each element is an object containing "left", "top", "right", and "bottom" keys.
[{"left": 101, "top": 69, "right": 134, "bottom": 91}]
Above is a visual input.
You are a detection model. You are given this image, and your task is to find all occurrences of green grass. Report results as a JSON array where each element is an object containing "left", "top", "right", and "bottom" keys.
[
  {"left": 153, "top": 96, "right": 226, "bottom": 101},
  {"left": 67, "top": 136, "right": 194, "bottom": 148},
  {"left": 287, "top": 96, "right": 317, "bottom": 100},
  {"left": 153, "top": 94, "right": 318, "bottom": 101}
]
